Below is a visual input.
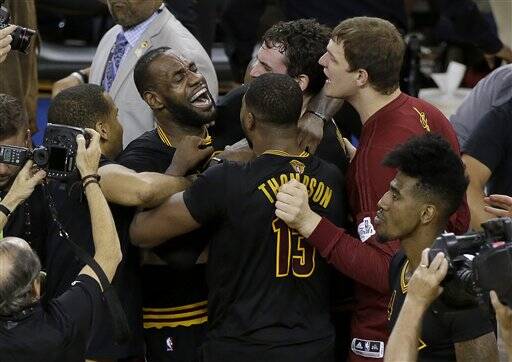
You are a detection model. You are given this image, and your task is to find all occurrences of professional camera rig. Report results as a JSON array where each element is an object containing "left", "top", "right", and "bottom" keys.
[
  {"left": 0, "top": 123, "right": 85, "bottom": 181},
  {"left": 0, "top": 0, "right": 36, "bottom": 53},
  {"left": 428, "top": 217, "right": 512, "bottom": 308}
]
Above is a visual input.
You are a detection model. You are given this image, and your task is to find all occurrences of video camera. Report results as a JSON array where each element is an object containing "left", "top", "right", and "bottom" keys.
[
  {"left": 428, "top": 218, "right": 512, "bottom": 309},
  {"left": 0, "top": 0, "right": 36, "bottom": 53},
  {"left": 0, "top": 123, "right": 86, "bottom": 181}
]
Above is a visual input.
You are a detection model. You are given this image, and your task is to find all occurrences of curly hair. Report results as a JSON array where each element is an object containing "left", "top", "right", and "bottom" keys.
[
  {"left": 383, "top": 133, "right": 468, "bottom": 219},
  {"left": 262, "top": 19, "right": 331, "bottom": 95}
]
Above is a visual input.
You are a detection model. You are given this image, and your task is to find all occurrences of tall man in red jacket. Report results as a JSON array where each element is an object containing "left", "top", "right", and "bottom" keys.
[{"left": 276, "top": 17, "right": 469, "bottom": 361}]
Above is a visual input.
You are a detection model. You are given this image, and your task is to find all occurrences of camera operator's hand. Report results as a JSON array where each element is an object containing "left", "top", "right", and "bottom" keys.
[
  {"left": 76, "top": 129, "right": 101, "bottom": 178},
  {"left": 490, "top": 291, "right": 512, "bottom": 356},
  {"left": 407, "top": 249, "right": 448, "bottom": 308},
  {"left": 1, "top": 160, "right": 46, "bottom": 211},
  {"left": 166, "top": 135, "right": 213, "bottom": 176},
  {"left": 0, "top": 25, "right": 15, "bottom": 63},
  {"left": 484, "top": 194, "right": 512, "bottom": 218}
]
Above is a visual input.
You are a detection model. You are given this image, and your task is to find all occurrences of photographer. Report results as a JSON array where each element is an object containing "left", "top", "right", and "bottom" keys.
[
  {"left": 0, "top": 94, "right": 50, "bottom": 260},
  {"left": 385, "top": 252, "right": 512, "bottom": 362},
  {"left": 275, "top": 134, "right": 498, "bottom": 361},
  {"left": 0, "top": 129, "right": 123, "bottom": 361},
  {"left": 0, "top": 24, "right": 14, "bottom": 63}
]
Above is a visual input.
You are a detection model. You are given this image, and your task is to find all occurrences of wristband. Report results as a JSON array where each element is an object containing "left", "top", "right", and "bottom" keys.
[
  {"left": 81, "top": 174, "right": 101, "bottom": 183},
  {"left": 0, "top": 203, "right": 12, "bottom": 218},
  {"left": 78, "top": 69, "right": 89, "bottom": 83},
  {"left": 306, "top": 110, "right": 329, "bottom": 123},
  {"left": 83, "top": 179, "right": 99, "bottom": 190},
  {"left": 70, "top": 71, "right": 85, "bottom": 84}
]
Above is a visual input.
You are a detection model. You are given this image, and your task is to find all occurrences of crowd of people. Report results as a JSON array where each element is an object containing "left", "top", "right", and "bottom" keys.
[{"left": 1, "top": 1, "right": 512, "bottom": 362}]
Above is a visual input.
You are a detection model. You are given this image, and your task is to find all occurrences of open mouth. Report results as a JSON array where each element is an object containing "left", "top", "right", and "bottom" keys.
[{"left": 189, "top": 87, "right": 213, "bottom": 110}]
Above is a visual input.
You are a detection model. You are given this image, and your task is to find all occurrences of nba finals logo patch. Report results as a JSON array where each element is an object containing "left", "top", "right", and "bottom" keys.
[{"left": 290, "top": 160, "right": 305, "bottom": 174}]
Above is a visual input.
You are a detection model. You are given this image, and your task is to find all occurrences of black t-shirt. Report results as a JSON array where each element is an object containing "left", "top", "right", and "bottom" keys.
[
  {"left": 463, "top": 99, "right": 512, "bottom": 197},
  {"left": 0, "top": 185, "right": 51, "bottom": 264},
  {"left": 116, "top": 129, "right": 208, "bottom": 311},
  {"left": 212, "top": 85, "right": 360, "bottom": 175},
  {"left": 43, "top": 158, "right": 144, "bottom": 358},
  {"left": 0, "top": 274, "right": 103, "bottom": 362},
  {"left": 183, "top": 152, "right": 347, "bottom": 361},
  {"left": 387, "top": 252, "right": 494, "bottom": 362}
]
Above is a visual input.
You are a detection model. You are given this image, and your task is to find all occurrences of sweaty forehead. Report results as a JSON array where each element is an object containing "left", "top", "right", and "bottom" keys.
[{"left": 150, "top": 51, "right": 189, "bottom": 76}]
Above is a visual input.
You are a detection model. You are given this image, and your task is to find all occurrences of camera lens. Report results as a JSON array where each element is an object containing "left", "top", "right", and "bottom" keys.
[{"left": 10, "top": 25, "right": 36, "bottom": 54}]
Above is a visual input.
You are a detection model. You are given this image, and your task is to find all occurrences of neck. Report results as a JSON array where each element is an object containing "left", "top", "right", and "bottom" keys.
[
  {"left": 348, "top": 87, "right": 401, "bottom": 125},
  {"left": 252, "top": 128, "right": 303, "bottom": 156},
  {"left": 156, "top": 118, "right": 205, "bottom": 145},
  {"left": 401, "top": 225, "right": 445, "bottom": 272},
  {"left": 301, "top": 94, "right": 312, "bottom": 116}
]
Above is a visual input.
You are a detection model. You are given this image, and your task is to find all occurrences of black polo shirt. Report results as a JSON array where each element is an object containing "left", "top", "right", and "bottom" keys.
[{"left": 0, "top": 274, "right": 103, "bottom": 362}]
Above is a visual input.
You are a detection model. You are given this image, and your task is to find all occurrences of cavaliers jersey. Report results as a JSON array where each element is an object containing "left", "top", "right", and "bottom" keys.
[
  {"left": 387, "top": 251, "right": 494, "bottom": 362},
  {"left": 183, "top": 151, "right": 347, "bottom": 362},
  {"left": 117, "top": 129, "right": 209, "bottom": 330}
]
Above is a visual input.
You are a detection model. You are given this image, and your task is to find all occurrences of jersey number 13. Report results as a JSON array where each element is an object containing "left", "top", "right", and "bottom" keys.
[{"left": 272, "top": 218, "right": 316, "bottom": 278}]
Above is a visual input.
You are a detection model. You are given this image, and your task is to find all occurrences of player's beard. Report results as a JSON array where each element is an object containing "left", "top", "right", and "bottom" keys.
[{"left": 161, "top": 94, "right": 215, "bottom": 129}]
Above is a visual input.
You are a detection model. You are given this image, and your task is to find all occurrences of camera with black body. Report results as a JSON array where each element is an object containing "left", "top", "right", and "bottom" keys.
[
  {"left": 428, "top": 217, "right": 512, "bottom": 309},
  {"left": 0, "top": 123, "right": 86, "bottom": 181},
  {"left": 0, "top": 0, "right": 36, "bottom": 53}
]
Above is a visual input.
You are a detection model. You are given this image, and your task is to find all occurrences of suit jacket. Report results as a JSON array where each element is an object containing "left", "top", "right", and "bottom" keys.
[{"left": 90, "top": 7, "right": 218, "bottom": 146}]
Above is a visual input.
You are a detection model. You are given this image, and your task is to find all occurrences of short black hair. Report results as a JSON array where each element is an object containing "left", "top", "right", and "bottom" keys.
[
  {"left": 133, "top": 46, "right": 171, "bottom": 97},
  {"left": 262, "top": 19, "right": 331, "bottom": 95},
  {"left": 48, "top": 84, "right": 112, "bottom": 129},
  {"left": 245, "top": 73, "right": 303, "bottom": 126},
  {"left": 0, "top": 94, "right": 28, "bottom": 139},
  {"left": 383, "top": 133, "right": 468, "bottom": 219}
]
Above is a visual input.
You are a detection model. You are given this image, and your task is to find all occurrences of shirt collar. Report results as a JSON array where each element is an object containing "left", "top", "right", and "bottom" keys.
[{"left": 121, "top": 6, "right": 162, "bottom": 47}]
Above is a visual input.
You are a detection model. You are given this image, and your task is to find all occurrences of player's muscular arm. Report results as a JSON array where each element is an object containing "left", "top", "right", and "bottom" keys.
[
  {"left": 462, "top": 154, "right": 494, "bottom": 230},
  {"left": 98, "top": 164, "right": 190, "bottom": 208},
  {"left": 130, "top": 192, "right": 201, "bottom": 248},
  {"left": 454, "top": 332, "right": 499, "bottom": 362},
  {"left": 298, "top": 86, "right": 344, "bottom": 153}
]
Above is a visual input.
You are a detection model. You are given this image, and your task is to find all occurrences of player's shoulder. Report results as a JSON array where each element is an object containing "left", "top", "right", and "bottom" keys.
[{"left": 123, "top": 130, "right": 161, "bottom": 152}]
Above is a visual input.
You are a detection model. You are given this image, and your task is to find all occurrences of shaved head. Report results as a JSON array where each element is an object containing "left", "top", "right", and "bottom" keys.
[{"left": 0, "top": 237, "right": 41, "bottom": 316}]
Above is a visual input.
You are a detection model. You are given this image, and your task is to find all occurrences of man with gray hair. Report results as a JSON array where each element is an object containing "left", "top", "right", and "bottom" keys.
[{"left": 0, "top": 130, "right": 123, "bottom": 362}]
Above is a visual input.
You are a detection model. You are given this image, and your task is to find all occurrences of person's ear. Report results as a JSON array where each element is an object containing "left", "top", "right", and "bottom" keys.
[
  {"left": 32, "top": 277, "right": 41, "bottom": 300},
  {"left": 95, "top": 120, "right": 109, "bottom": 141},
  {"left": 355, "top": 68, "right": 369, "bottom": 87},
  {"left": 420, "top": 204, "right": 436, "bottom": 225},
  {"left": 246, "top": 112, "right": 256, "bottom": 131},
  {"left": 295, "top": 74, "right": 309, "bottom": 93},
  {"left": 143, "top": 90, "right": 164, "bottom": 110}
]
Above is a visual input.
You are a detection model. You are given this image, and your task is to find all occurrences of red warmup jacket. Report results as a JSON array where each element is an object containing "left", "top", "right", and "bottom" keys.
[{"left": 308, "top": 93, "right": 470, "bottom": 361}]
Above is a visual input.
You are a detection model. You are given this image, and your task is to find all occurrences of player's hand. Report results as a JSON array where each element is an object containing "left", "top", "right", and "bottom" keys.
[
  {"left": 484, "top": 194, "right": 512, "bottom": 218},
  {"left": 275, "top": 179, "right": 322, "bottom": 238},
  {"left": 490, "top": 290, "right": 512, "bottom": 353},
  {"left": 484, "top": 45, "right": 512, "bottom": 69},
  {"left": 166, "top": 135, "right": 214, "bottom": 176},
  {"left": 0, "top": 25, "right": 15, "bottom": 63},
  {"left": 217, "top": 139, "right": 255, "bottom": 163},
  {"left": 297, "top": 112, "right": 324, "bottom": 154},
  {"left": 76, "top": 129, "right": 101, "bottom": 177},
  {"left": 51, "top": 74, "right": 82, "bottom": 98},
  {"left": 1, "top": 160, "right": 46, "bottom": 210},
  {"left": 406, "top": 249, "right": 448, "bottom": 308}
]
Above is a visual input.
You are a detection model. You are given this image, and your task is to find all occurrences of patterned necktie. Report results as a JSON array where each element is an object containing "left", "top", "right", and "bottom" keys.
[{"left": 102, "top": 32, "right": 129, "bottom": 92}]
